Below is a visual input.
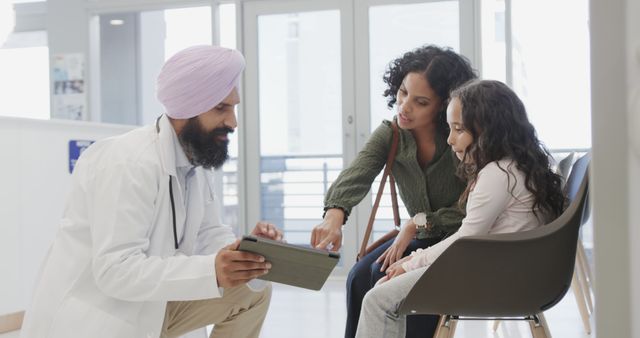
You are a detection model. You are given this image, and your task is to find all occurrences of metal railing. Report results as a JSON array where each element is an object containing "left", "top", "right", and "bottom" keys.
[
  {"left": 221, "top": 154, "right": 343, "bottom": 245},
  {"left": 220, "top": 148, "right": 591, "bottom": 244}
]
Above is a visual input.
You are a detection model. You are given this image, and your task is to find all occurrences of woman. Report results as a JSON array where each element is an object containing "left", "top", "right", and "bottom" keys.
[
  {"left": 354, "top": 80, "right": 565, "bottom": 338},
  {"left": 309, "top": 45, "right": 476, "bottom": 338}
]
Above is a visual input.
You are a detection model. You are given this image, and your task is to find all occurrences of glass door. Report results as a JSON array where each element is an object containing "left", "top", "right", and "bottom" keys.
[
  {"left": 353, "top": 0, "right": 477, "bottom": 242},
  {"left": 243, "top": 0, "right": 357, "bottom": 275}
]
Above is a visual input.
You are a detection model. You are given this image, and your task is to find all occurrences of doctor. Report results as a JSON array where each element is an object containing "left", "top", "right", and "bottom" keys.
[{"left": 21, "top": 45, "right": 282, "bottom": 338}]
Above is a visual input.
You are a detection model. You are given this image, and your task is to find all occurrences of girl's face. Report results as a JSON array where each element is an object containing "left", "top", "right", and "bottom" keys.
[
  {"left": 446, "top": 97, "right": 474, "bottom": 161},
  {"left": 395, "top": 72, "right": 443, "bottom": 130}
]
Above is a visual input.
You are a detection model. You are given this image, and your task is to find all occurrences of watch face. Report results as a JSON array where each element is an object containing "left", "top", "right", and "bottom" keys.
[{"left": 413, "top": 213, "right": 427, "bottom": 226}]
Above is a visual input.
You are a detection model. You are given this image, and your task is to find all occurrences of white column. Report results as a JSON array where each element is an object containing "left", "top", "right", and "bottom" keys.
[
  {"left": 626, "top": 0, "right": 640, "bottom": 336},
  {"left": 589, "top": 0, "right": 634, "bottom": 336}
]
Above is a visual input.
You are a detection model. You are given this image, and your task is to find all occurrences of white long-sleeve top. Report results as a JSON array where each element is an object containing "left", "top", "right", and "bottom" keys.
[{"left": 402, "top": 159, "right": 547, "bottom": 272}]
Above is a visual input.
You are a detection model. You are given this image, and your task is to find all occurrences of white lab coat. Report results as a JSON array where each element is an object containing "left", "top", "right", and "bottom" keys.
[{"left": 21, "top": 115, "right": 236, "bottom": 338}]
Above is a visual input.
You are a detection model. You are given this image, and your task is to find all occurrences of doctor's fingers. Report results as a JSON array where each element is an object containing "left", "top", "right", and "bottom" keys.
[
  {"left": 224, "top": 250, "right": 266, "bottom": 263},
  {"left": 227, "top": 261, "right": 272, "bottom": 272},
  {"left": 229, "top": 268, "right": 270, "bottom": 280},
  {"left": 274, "top": 227, "right": 284, "bottom": 240},
  {"left": 255, "top": 222, "right": 281, "bottom": 239},
  {"left": 223, "top": 239, "right": 241, "bottom": 251},
  {"left": 217, "top": 251, "right": 264, "bottom": 270}
]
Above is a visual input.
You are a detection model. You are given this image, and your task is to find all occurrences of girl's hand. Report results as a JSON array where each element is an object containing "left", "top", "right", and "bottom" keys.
[
  {"left": 386, "top": 263, "right": 407, "bottom": 280},
  {"left": 375, "top": 262, "right": 408, "bottom": 286}
]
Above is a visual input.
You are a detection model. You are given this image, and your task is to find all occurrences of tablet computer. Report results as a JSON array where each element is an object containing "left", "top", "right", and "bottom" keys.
[{"left": 238, "top": 235, "right": 340, "bottom": 291}]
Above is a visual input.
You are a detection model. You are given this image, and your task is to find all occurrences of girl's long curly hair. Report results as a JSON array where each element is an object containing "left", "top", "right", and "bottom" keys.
[
  {"left": 452, "top": 80, "right": 565, "bottom": 218},
  {"left": 383, "top": 45, "right": 477, "bottom": 134}
]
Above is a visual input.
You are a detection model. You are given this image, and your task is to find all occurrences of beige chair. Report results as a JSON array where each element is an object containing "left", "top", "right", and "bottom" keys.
[{"left": 397, "top": 156, "right": 590, "bottom": 338}]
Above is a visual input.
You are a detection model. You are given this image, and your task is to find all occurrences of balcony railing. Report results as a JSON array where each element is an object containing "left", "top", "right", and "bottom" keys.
[{"left": 220, "top": 148, "right": 590, "bottom": 247}]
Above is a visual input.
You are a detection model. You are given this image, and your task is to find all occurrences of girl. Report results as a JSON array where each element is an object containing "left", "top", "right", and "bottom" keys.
[
  {"left": 355, "top": 80, "right": 565, "bottom": 338},
  {"left": 309, "top": 45, "right": 476, "bottom": 338}
]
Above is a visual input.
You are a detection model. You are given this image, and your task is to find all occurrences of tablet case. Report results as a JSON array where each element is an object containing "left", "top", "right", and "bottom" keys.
[{"left": 238, "top": 235, "right": 340, "bottom": 290}]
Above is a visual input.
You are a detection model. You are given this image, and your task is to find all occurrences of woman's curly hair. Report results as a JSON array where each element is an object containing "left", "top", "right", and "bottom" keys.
[
  {"left": 383, "top": 45, "right": 477, "bottom": 133},
  {"left": 452, "top": 80, "right": 565, "bottom": 218}
]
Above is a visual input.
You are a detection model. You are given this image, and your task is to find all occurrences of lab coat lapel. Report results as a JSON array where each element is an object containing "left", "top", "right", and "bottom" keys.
[
  {"left": 157, "top": 114, "right": 178, "bottom": 177},
  {"left": 179, "top": 171, "right": 206, "bottom": 254},
  {"left": 157, "top": 114, "right": 188, "bottom": 250}
]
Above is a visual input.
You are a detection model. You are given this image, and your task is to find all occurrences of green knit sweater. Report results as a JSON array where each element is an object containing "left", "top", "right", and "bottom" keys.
[{"left": 324, "top": 119, "right": 466, "bottom": 238}]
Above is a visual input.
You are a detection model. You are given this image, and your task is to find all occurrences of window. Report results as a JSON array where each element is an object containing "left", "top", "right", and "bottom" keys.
[
  {"left": 98, "top": 6, "right": 212, "bottom": 125},
  {"left": 480, "top": 0, "right": 506, "bottom": 82},
  {"left": 256, "top": 10, "right": 343, "bottom": 244},
  {"left": 217, "top": 3, "right": 241, "bottom": 229},
  {"left": 510, "top": 0, "right": 591, "bottom": 150},
  {"left": 0, "top": 31, "right": 50, "bottom": 119},
  {"left": 368, "top": 1, "right": 461, "bottom": 238}
]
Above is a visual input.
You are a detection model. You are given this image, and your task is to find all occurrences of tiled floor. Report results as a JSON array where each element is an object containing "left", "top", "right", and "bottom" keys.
[{"left": 2, "top": 278, "right": 592, "bottom": 338}]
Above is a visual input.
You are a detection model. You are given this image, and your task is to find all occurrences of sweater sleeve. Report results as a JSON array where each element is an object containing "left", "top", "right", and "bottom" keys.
[
  {"left": 403, "top": 162, "right": 513, "bottom": 272},
  {"left": 424, "top": 204, "right": 466, "bottom": 237},
  {"left": 323, "top": 121, "right": 392, "bottom": 215}
]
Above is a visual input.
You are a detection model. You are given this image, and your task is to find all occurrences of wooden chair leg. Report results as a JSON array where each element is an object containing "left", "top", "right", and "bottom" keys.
[
  {"left": 576, "top": 255, "right": 594, "bottom": 315},
  {"left": 538, "top": 313, "right": 552, "bottom": 337},
  {"left": 529, "top": 313, "right": 551, "bottom": 338},
  {"left": 449, "top": 318, "right": 458, "bottom": 337},
  {"left": 571, "top": 270, "right": 592, "bottom": 334},
  {"left": 492, "top": 320, "right": 500, "bottom": 332},
  {"left": 577, "top": 241, "right": 594, "bottom": 313},
  {"left": 433, "top": 315, "right": 453, "bottom": 338},
  {"left": 578, "top": 240, "right": 594, "bottom": 284}
]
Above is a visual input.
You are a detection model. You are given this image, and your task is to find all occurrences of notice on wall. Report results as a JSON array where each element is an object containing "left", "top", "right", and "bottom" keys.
[
  {"left": 68, "top": 140, "right": 94, "bottom": 173},
  {"left": 52, "top": 53, "right": 86, "bottom": 120}
]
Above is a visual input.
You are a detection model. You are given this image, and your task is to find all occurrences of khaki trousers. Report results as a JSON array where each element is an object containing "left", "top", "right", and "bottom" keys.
[{"left": 161, "top": 283, "right": 272, "bottom": 338}]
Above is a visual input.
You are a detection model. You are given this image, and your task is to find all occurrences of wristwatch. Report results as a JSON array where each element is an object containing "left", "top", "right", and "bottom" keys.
[{"left": 413, "top": 212, "right": 430, "bottom": 239}]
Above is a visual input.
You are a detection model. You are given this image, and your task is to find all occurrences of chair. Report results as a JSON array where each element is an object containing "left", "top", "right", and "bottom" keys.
[
  {"left": 557, "top": 152, "right": 576, "bottom": 188},
  {"left": 566, "top": 153, "right": 594, "bottom": 334},
  {"left": 494, "top": 152, "right": 594, "bottom": 334},
  {"left": 397, "top": 156, "right": 590, "bottom": 338}
]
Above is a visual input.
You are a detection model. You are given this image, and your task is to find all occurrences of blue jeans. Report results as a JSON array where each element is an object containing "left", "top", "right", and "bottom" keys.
[{"left": 345, "top": 237, "right": 442, "bottom": 338}]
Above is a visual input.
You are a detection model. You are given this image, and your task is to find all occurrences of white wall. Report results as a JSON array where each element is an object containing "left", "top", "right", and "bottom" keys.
[{"left": 0, "top": 117, "right": 133, "bottom": 314}]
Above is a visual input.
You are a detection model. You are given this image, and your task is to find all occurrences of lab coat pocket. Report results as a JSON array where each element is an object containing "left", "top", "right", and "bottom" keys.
[{"left": 48, "top": 296, "right": 137, "bottom": 338}]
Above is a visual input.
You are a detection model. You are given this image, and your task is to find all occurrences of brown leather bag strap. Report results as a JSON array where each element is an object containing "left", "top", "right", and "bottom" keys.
[
  {"left": 358, "top": 120, "right": 401, "bottom": 259},
  {"left": 389, "top": 174, "right": 401, "bottom": 227}
]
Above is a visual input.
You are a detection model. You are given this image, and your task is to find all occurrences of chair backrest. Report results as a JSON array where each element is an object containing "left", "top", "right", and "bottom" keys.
[
  {"left": 566, "top": 152, "right": 591, "bottom": 202},
  {"left": 557, "top": 152, "right": 576, "bottom": 188},
  {"left": 398, "top": 157, "right": 590, "bottom": 317}
]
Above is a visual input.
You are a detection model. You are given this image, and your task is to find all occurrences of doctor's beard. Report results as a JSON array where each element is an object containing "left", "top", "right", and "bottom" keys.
[{"left": 178, "top": 117, "right": 234, "bottom": 170}]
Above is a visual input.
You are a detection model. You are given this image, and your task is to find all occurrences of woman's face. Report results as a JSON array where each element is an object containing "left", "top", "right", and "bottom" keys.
[
  {"left": 395, "top": 72, "right": 443, "bottom": 130},
  {"left": 446, "top": 97, "right": 474, "bottom": 161}
]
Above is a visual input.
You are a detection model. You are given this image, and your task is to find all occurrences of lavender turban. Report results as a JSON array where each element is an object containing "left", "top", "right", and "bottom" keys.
[{"left": 157, "top": 45, "right": 245, "bottom": 119}]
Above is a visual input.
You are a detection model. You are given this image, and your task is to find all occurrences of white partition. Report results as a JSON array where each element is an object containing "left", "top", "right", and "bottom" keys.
[{"left": 0, "top": 116, "right": 134, "bottom": 315}]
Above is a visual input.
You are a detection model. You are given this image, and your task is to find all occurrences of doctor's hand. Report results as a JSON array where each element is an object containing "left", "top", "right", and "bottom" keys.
[
  {"left": 251, "top": 222, "right": 284, "bottom": 241},
  {"left": 215, "top": 240, "right": 271, "bottom": 288},
  {"left": 310, "top": 208, "right": 344, "bottom": 251}
]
